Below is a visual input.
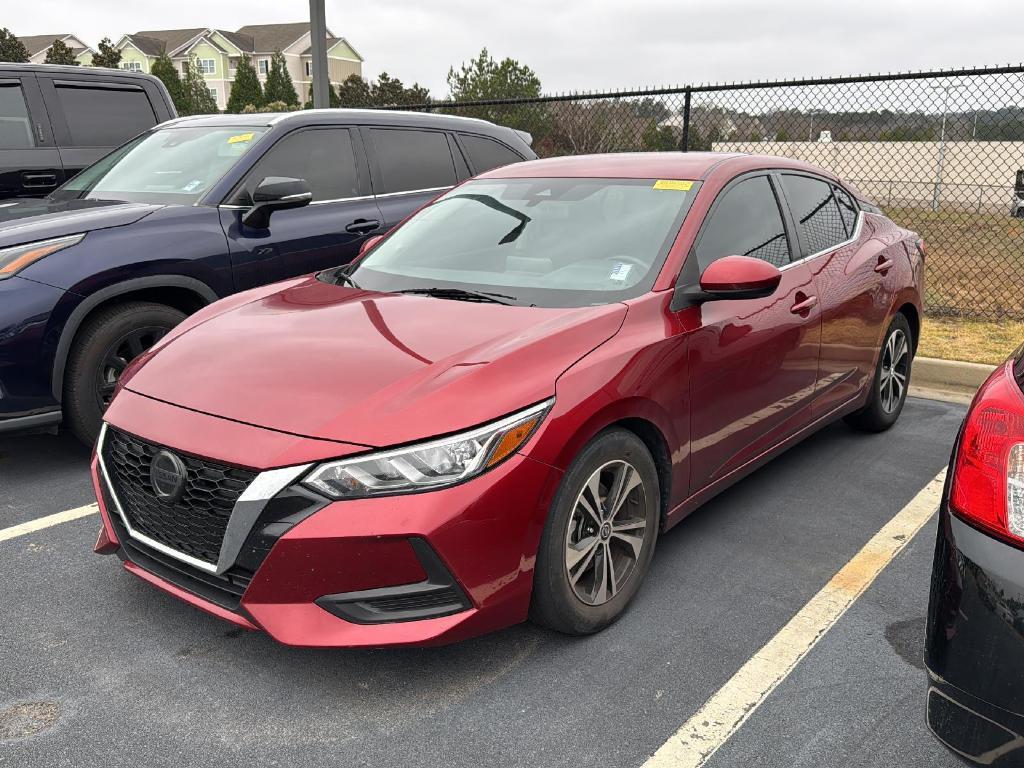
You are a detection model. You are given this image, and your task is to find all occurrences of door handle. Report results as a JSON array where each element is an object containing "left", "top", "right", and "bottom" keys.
[
  {"left": 345, "top": 218, "right": 381, "bottom": 235},
  {"left": 790, "top": 294, "right": 818, "bottom": 315},
  {"left": 874, "top": 257, "right": 894, "bottom": 274},
  {"left": 22, "top": 172, "right": 57, "bottom": 188}
]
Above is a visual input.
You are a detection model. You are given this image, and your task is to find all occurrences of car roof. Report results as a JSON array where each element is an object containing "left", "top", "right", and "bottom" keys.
[
  {"left": 158, "top": 109, "right": 509, "bottom": 135},
  {"left": 0, "top": 62, "right": 159, "bottom": 82},
  {"left": 478, "top": 151, "right": 846, "bottom": 184}
]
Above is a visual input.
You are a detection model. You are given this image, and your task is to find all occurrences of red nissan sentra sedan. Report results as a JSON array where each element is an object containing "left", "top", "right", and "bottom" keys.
[{"left": 91, "top": 152, "right": 924, "bottom": 647}]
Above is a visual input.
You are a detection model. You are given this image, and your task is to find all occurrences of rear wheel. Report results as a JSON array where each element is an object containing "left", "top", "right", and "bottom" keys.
[
  {"left": 63, "top": 302, "right": 185, "bottom": 446},
  {"left": 844, "top": 313, "right": 913, "bottom": 433},
  {"left": 530, "top": 429, "right": 660, "bottom": 635}
]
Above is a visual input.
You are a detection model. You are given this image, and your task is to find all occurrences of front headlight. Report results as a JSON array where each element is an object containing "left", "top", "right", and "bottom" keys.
[
  {"left": 0, "top": 233, "right": 85, "bottom": 279},
  {"left": 303, "top": 399, "right": 553, "bottom": 499}
]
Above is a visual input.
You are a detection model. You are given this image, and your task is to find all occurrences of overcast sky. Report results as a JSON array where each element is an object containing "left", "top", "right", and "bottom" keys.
[{"left": 8, "top": 0, "right": 1021, "bottom": 96}]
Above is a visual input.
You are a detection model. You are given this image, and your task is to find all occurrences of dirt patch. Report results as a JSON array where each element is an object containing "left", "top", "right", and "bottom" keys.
[{"left": 0, "top": 701, "right": 60, "bottom": 741}]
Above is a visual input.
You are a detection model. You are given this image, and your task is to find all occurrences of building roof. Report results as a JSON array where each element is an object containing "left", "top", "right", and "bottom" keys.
[
  {"left": 299, "top": 37, "right": 337, "bottom": 55},
  {"left": 129, "top": 28, "right": 205, "bottom": 55},
  {"left": 216, "top": 29, "right": 254, "bottom": 53},
  {"left": 18, "top": 34, "right": 75, "bottom": 56},
  {"left": 234, "top": 22, "right": 313, "bottom": 53}
]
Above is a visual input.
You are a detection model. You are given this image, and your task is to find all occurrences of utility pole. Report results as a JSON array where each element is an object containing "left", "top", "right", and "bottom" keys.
[
  {"left": 309, "top": 0, "right": 330, "bottom": 109},
  {"left": 931, "top": 82, "right": 966, "bottom": 212}
]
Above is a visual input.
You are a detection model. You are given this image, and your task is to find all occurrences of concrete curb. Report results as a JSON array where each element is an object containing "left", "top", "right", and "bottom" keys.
[{"left": 912, "top": 356, "right": 997, "bottom": 402}]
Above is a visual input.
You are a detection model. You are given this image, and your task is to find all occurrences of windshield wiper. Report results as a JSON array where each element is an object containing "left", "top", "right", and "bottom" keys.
[
  {"left": 335, "top": 271, "right": 362, "bottom": 289},
  {"left": 397, "top": 287, "right": 518, "bottom": 305}
]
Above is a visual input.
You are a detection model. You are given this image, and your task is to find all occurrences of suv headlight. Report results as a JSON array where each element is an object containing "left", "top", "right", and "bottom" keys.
[
  {"left": 0, "top": 234, "right": 85, "bottom": 279},
  {"left": 303, "top": 399, "right": 553, "bottom": 499}
]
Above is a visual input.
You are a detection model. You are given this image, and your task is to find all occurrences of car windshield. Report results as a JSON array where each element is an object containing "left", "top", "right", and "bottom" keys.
[
  {"left": 340, "top": 177, "right": 700, "bottom": 308},
  {"left": 49, "top": 126, "right": 269, "bottom": 206}
]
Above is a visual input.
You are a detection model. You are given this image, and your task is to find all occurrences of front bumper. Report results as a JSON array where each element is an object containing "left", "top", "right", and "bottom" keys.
[
  {"left": 93, "top": 390, "right": 561, "bottom": 648},
  {"left": 926, "top": 487, "right": 1024, "bottom": 763}
]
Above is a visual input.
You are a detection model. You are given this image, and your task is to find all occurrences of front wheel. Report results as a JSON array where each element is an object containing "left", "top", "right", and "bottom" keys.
[
  {"left": 844, "top": 313, "right": 913, "bottom": 433},
  {"left": 63, "top": 302, "right": 186, "bottom": 446},
  {"left": 530, "top": 429, "right": 660, "bottom": 635}
]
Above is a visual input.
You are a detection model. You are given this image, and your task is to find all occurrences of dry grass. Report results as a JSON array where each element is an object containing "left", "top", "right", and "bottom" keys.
[
  {"left": 884, "top": 206, "right": 1024, "bottom": 319},
  {"left": 919, "top": 317, "right": 1024, "bottom": 365}
]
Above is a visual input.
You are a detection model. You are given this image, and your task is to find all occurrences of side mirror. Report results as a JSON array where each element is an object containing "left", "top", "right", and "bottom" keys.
[
  {"left": 672, "top": 255, "right": 782, "bottom": 309},
  {"left": 699, "top": 255, "right": 782, "bottom": 300},
  {"left": 242, "top": 176, "right": 312, "bottom": 229},
  {"left": 359, "top": 234, "right": 384, "bottom": 255}
]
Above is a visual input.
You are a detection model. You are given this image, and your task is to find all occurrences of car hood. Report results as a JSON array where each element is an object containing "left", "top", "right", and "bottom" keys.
[
  {"left": 0, "top": 198, "right": 160, "bottom": 248},
  {"left": 125, "top": 277, "right": 627, "bottom": 447}
]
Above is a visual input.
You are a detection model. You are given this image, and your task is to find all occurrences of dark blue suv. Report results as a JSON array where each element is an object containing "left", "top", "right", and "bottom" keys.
[{"left": 0, "top": 109, "right": 535, "bottom": 443}]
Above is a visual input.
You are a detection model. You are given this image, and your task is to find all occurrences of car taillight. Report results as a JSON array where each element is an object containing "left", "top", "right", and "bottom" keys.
[{"left": 949, "top": 363, "right": 1024, "bottom": 546}]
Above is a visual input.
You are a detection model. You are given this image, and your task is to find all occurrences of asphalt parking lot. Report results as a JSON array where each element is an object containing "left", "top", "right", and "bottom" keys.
[{"left": 0, "top": 396, "right": 970, "bottom": 768}]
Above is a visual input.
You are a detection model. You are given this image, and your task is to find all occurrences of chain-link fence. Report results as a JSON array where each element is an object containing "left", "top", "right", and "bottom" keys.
[{"left": 393, "top": 65, "right": 1024, "bottom": 320}]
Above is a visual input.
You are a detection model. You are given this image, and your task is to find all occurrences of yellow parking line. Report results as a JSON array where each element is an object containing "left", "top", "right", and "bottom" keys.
[
  {"left": 644, "top": 468, "right": 947, "bottom": 768},
  {"left": 0, "top": 503, "right": 98, "bottom": 543}
]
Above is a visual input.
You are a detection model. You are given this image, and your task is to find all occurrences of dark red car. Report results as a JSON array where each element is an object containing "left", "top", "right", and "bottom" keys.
[{"left": 91, "top": 152, "right": 923, "bottom": 647}]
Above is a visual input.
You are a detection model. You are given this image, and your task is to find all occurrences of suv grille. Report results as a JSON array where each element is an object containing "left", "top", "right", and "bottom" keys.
[{"left": 103, "top": 428, "right": 256, "bottom": 565}]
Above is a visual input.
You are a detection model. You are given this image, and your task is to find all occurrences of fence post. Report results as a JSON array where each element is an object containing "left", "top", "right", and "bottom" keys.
[{"left": 681, "top": 89, "right": 691, "bottom": 152}]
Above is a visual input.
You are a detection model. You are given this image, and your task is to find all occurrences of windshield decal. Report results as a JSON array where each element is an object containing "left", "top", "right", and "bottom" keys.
[{"left": 653, "top": 179, "right": 694, "bottom": 191}]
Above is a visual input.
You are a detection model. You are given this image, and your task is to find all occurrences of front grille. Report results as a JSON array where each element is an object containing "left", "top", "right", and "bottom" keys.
[
  {"left": 103, "top": 428, "right": 256, "bottom": 565},
  {"left": 366, "top": 588, "right": 464, "bottom": 614}
]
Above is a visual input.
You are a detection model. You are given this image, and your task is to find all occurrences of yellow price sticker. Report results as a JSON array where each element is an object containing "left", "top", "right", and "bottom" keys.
[
  {"left": 227, "top": 132, "right": 255, "bottom": 144},
  {"left": 653, "top": 179, "right": 694, "bottom": 191}
]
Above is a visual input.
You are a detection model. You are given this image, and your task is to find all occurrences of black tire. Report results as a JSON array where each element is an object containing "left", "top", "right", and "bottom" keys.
[
  {"left": 530, "top": 428, "right": 660, "bottom": 635},
  {"left": 844, "top": 313, "right": 913, "bottom": 433},
  {"left": 63, "top": 302, "right": 186, "bottom": 446}
]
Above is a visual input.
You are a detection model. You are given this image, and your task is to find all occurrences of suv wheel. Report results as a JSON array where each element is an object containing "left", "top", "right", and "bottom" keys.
[{"left": 63, "top": 302, "right": 186, "bottom": 445}]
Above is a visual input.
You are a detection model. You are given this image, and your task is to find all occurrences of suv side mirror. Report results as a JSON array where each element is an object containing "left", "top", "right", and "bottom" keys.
[
  {"left": 672, "top": 255, "right": 782, "bottom": 309},
  {"left": 359, "top": 234, "right": 384, "bottom": 255},
  {"left": 242, "top": 176, "right": 312, "bottom": 229}
]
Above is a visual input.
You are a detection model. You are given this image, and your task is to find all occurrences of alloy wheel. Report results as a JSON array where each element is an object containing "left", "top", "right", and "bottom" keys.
[
  {"left": 564, "top": 460, "right": 650, "bottom": 606},
  {"left": 879, "top": 328, "right": 909, "bottom": 414},
  {"left": 96, "top": 326, "right": 170, "bottom": 409}
]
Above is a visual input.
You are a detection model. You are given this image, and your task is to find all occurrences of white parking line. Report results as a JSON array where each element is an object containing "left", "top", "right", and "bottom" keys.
[
  {"left": 644, "top": 468, "right": 947, "bottom": 768},
  {"left": 0, "top": 504, "right": 98, "bottom": 543}
]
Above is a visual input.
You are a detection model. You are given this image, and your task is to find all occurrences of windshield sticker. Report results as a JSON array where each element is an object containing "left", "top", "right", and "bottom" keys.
[
  {"left": 182, "top": 179, "right": 204, "bottom": 193},
  {"left": 653, "top": 179, "right": 694, "bottom": 191},
  {"left": 227, "top": 132, "right": 255, "bottom": 144},
  {"left": 609, "top": 262, "right": 633, "bottom": 282}
]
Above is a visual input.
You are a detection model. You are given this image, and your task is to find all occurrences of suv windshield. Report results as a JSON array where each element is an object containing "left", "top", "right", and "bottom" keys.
[
  {"left": 49, "top": 126, "right": 268, "bottom": 206},
  {"left": 341, "top": 177, "right": 700, "bottom": 308}
]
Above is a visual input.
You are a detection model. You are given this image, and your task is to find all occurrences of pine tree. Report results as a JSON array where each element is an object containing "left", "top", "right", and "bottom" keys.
[
  {"left": 227, "top": 57, "right": 263, "bottom": 113},
  {"left": 336, "top": 74, "right": 373, "bottom": 107},
  {"left": 150, "top": 53, "right": 187, "bottom": 114},
  {"left": 263, "top": 50, "right": 298, "bottom": 107},
  {"left": 0, "top": 28, "right": 29, "bottom": 63},
  {"left": 90, "top": 37, "right": 122, "bottom": 69},
  {"left": 44, "top": 38, "right": 78, "bottom": 65},
  {"left": 304, "top": 79, "right": 341, "bottom": 109},
  {"left": 182, "top": 54, "right": 218, "bottom": 115}
]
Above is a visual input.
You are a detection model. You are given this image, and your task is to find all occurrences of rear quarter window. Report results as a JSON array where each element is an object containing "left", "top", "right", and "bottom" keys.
[{"left": 459, "top": 134, "right": 524, "bottom": 174}]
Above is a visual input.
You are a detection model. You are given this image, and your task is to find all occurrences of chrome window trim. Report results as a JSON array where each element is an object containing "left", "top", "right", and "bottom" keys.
[
  {"left": 217, "top": 187, "right": 448, "bottom": 210},
  {"left": 779, "top": 210, "right": 863, "bottom": 272},
  {"left": 96, "top": 424, "right": 311, "bottom": 576}
]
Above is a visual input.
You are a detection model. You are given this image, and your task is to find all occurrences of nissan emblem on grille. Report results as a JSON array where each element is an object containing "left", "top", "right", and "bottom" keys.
[{"left": 150, "top": 450, "right": 187, "bottom": 503}]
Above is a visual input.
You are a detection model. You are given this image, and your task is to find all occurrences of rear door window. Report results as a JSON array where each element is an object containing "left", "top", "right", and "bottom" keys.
[
  {"left": 230, "top": 127, "right": 360, "bottom": 205},
  {"left": 0, "top": 83, "right": 35, "bottom": 148},
  {"left": 695, "top": 175, "right": 792, "bottom": 269},
  {"left": 368, "top": 128, "right": 456, "bottom": 194},
  {"left": 780, "top": 174, "right": 849, "bottom": 255},
  {"left": 54, "top": 83, "right": 157, "bottom": 147},
  {"left": 459, "top": 134, "right": 524, "bottom": 174}
]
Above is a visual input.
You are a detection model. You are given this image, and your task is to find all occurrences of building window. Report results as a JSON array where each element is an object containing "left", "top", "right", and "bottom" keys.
[
  {"left": 304, "top": 61, "right": 312, "bottom": 77},
  {"left": 122, "top": 61, "right": 142, "bottom": 72},
  {"left": 258, "top": 58, "right": 269, "bottom": 75},
  {"left": 197, "top": 58, "right": 216, "bottom": 75},
  {"left": 228, "top": 57, "right": 238, "bottom": 71},
  {"left": 208, "top": 87, "right": 218, "bottom": 101}
]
